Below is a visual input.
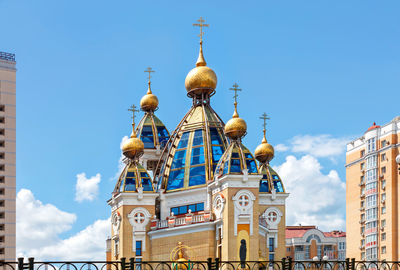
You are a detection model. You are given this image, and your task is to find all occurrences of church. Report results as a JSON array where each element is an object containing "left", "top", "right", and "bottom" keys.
[{"left": 106, "top": 18, "right": 289, "bottom": 263}]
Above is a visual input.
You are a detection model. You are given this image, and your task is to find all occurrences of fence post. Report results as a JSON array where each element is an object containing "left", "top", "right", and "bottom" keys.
[
  {"left": 281, "top": 258, "right": 286, "bottom": 270},
  {"left": 288, "top": 257, "right": 292, "bottom": 270},
  {"left": 345, "top": 259, "right": 350, "bottom": 270},
  {"left": 17, "top": 258, "right": 24, "bottom": 270},
  {"left": 129, "top": 258, "right": 135, "bottom": 270},
  {"left": 215, "top": 258, "right": 220, "bottom": 270},
  {"left": 121, "top": 257, "right": 126, "bottom": 270},
  {"left": 207, "top": 258, "right": 212, "bottom": 270},
  {"left": 351, "top": 258, "right": 355, "bottom": 270},
  {"left": 28, "top": 258, "right": 34, "bottom": 270}
]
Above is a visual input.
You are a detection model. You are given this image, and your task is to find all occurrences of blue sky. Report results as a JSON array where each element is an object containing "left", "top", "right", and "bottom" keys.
[{"left": 1, "top": 0, "right": 399, "bottom": 260}]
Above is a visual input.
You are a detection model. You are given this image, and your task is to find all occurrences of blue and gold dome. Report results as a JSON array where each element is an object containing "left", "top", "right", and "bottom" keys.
[
  {"left": 114, "top": 162, "right": 155, "bottom": 193},
  {"left": 258, "top": 164, "right": 285, "bottom": 193}
]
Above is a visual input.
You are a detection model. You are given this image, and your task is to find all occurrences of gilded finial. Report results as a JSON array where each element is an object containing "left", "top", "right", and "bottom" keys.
[
  {"left": 128, "top": 104, "right": 140, "bottom": 138},
  {"left": 229, "top": 83, "right": 242, "bottom": 118},
  {"left": 144, "top": 67, "right": 155, "bottom": 94},
  {"left": 193, "top": 17, "right": 209, "bottom": 67},
  {"left": 259, "top": 112, "right": 270, "bottom": 143}
]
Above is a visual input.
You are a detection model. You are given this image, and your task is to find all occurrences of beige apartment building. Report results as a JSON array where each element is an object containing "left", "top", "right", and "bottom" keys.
[
  {"left": 0, "top": 51, "right": 16, "bottom": 261},
  {"left": 346, "top": 117, "right": 400, "bottom": 261}
]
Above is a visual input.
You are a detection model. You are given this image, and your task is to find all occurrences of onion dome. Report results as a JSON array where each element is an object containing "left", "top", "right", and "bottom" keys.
[
  {"left": 113, "top": 162, "right": 155, "bottom": 193},
  {"left": 254, "top": 131, "right": 274, "bottom": 164},
  {"left": 122, "top": 108, "right": 144, "bottom": 159},
  {"left": 140, "top": 83, "right": 159, "bottom": 112},
  {"left": 214, "top": 140, "right": 258, "bottom": 177},
  {"left": 258, "top": 163, "right": 285, "bottom": 193},
  {"left": 224, "top": 104, "right": 247, "bottom": 140},
  {"left": 185, "top": 42, "right": 217, "bottom": 98}
]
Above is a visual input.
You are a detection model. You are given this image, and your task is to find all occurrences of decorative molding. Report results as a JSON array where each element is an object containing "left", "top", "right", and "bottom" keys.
[
  {"left": 262, "top": 207, "right": 283, "bottom": 230},
  {"left": 128, "top": 207, "right": 152, "bottom": 232},
  {"left": 148, "top": 221, "right": 215, "bottom": 240},
  {"left": 232, "top": 190, "right": 256, "bottom": 235},
  {"left": 212, "top": 194, "right": 225, "bottom": 220}
]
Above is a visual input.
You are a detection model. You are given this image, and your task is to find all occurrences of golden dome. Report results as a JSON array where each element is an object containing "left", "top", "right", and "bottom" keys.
[
  {"left": 185, "top": 43, "right": 217, "bottom": 97},
  {"left": 254, "top": 132, "right": 274, "bottom": 163},
  {"left": 122, "top": 127, "right": 144, "bottom": 159},
  {"left": 224, "top": 105, "right": 247, "bottom": 140},
  {"left": 140, "top": 85, "right": 159, "bottom": 111}
]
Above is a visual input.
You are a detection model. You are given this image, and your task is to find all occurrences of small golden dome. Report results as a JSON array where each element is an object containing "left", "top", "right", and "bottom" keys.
[
  {"left": 140, "top": 85, "right": 159, "bottom": 111},
  {"left": 224, "top": 106, "right": 247, "bottom": 140},
  {"left": 254, "top": 133, "right": 274, "bottom": 163},
  {"left": 185, "top": 44, "right": 217, "bottom": 97},
  {"left": 122, "top": 127, "right": 144, "bottom": 159}
]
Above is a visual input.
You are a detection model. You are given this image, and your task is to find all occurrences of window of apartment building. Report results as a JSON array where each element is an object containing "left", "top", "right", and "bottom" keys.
[
  {"left": 381, "top": 219, "right": 386, "bottom": 228},
  {"left": 317, "top": 245, "right": 322, "bottom": 258},
  {"left": 367, "top": 138, "right": 376, "bottom": 153},
  {"left": 361, "top": 226, "right": 365, "bottom": 234},
  {"left": 361, "top": 150, "right": 365, "bottom": 157},
  {"left": 0, "top": 224, "right": 4, "bottom": 231},
  {"left": 0, "top": 212, "right": 5, "bottom": 219},
  {"left": 366, "top": 156, "right": 377, "bottom": 169},
  {"left": 0, "top": 200, "right": 4, "bottom": 207},
  {"left": 135, "top": 240, "right": 142, "bottom": 257},
  {"left": 0, "top": 153, "right": 4, "bottom": 159},
  {"left": 381, "top": 193, "right": 386, "bottom": 202},
  {"left": 381, "top": 140, "right": 387, "bottom": 148},
  {"left": 381, "top": 153, "right": 386, "bottom": 162},
  {"left": 361, "top": 252, "right": 365, "bottom": 260},
  {"left": 0, "top": 165, "right": 4, "bottom": 171},
  {"left": 361, "top": 163, "right": 365, "bottom": 170},
  {"left": 0, "top": 129, "right": 4, "bottom": 136},
  {"left": 366, "top": 169, "right": 377, "bottom": 182},
  {"left": 381, "top": 167, "right": 386, "bottom": 174},
  {"left": 0, "top": 248, "right": 4, "bottom": 255},
  {"left": 361, "top": 187, "right": 365, "bottom": 196},
  {"left": 0, "top": 176, "right": 4, "bottom": 184},
  {"left": 0, "top": 188, "right": 4, "bottom": 195},
  {"left": 381, "top": 246, "right": 386, "bottom": 254},
  {"left": 361, "top": 201, "right": 365, "bottom": 208},
  {"left": 361, "top": 213, "right": 365, "bottom": 221},
  {"left": 286, "top": 247, "right": 291, "bottom": 252},
  {"left": 360, "top": 175, "right": 365, "bottom": 184},
  {"left": 381, "top": 233, "right": 386, "bottom": 241},
  {"left": 361, "top": 239, "right": 365, "bottom": 247},
  {"left": 382, "top": 206, "right": 386, "bottom": 214},
  {"left": 366, "top": 194, "right": 377, "bottom": 208},
  {"left": 0, "top": 105, "right": 4, "bottom": 112},
  {"left": 382, "top": 180, "right": 386, "bottom": 190},
  {"left": 0, "top": 141, "right": 4, "bottom": 147},
  {"left": 0, "top": 236, "right": 4, "bottom": 242},
  {"left": 366, "top": 208, "right": 377, "bottom": 220},
  {"left": 305, "top": 245, "right": 310, "bottom": 259},
  {"left": 0, "top": 117, "right": 4, "bottom": 124}
]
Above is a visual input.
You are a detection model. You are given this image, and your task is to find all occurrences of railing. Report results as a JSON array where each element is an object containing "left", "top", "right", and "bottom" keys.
[
  {"left": 153, "top": 212, "right": 210, "bottom": 230},
  {"left": 6, "top": 258, "right": 400, "bottom": 270},
  {"left": 0, "top": 52, "right": 15, "bottom": 62}
]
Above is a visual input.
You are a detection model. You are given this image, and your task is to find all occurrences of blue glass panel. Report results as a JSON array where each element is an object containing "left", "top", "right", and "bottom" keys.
[
  {"left": 141, "top": 126, "right": 153, "bottom": 136},
  {"left": 210, "top": 128, "right": 223, "bottom": 145},
  {"left": 260, "top": 180, "right": 269, "bottom": 192},
  {"left": 171, "top": 207, "right": 178, "bottom": 215},
  {"left": 125, "top": 177, "right": 136, "bottom": 191},
  {"left": 141, "top": 134, "right": 154, "bottom": 148},
  {"left": 212, "top": 146, "right": 224, "bottom": 163},
  {"left": 167, "top": 169, "right": 185, "bottom": 190},
  {"left": 189, "top": 166, "right": 206, "bottom": 186},
  {"left": 142, "top": 178, "right": 153, "bottom": 191},
  {"left": 196, "top": 203, "right": 204, "bottom": 211},
  {"left": 191, "top": 147, "right": 205, "bottom": 165},
  {"left": 177, "top": 132, "right": 190, "bottom": 149},
  {"left": 188, "top": 204, "right": 196, "bottom": 213},
  {"left": 126, "top": 172, "right": 135, "bottom": 178},
  {"left": 230, "top": 159, "right": 242, "bottom": 173},
  {"left": 136, "top": 240, "right": 142, "bottom": 249},
  {"left": 171, "top": 150, "right": 186, "bottom": 169},
  {"left": 246, "top": 159, "right": 258, "bottom": 173},
  {"left": 244, "top": 153, "right": 253, "bottom": 159},
  {"left": 262, "top": 174, "right": 269, "bottom": 180},
  {"left": 140, "top": 172, "right": 149, "bottom": 178},
  {"left": 273, "top": 181, "right": 284, "bottom": 192},
  {"left": 157, "top": 126, "right": 169, "bottom": 147},
  {"left": 192, "top": 130, "right": 203, "bottom": 146},
  {"left": 272, "top": 175, "right": 279, "bottom": 180},
  {"left": 223, "top": 161, "right": 229, "bottom": 175},
  {"left": 231, "top": 152, "right": 240, "bottom": 158},
  {"left": 179, "top": 205, "right": 187, "bottom": 215}
]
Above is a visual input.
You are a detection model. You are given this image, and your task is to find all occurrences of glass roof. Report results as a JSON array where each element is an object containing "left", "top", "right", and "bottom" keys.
[
  {"left": 113, "top": 162, "right": 155, "bottom": 193},
  {"left": 136, "top": 112, "right": 170, "bottom": 149},
  {"left": 259, "top": 163, "right": 285, "bottom": 193},
  {"left": 156, "top": 104, "right": 228, "bottom": 192},
  {"left": 214, "top": 141, "right": 259, "bottom": 177}
]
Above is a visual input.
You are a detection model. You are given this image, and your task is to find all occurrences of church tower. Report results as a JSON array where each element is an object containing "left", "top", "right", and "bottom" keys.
[
  {"left": 208, "top": 85, "right": 261, "bottom": 261},
  {"left": 108, "top": 106, "right": 158, "bottom": 261}
]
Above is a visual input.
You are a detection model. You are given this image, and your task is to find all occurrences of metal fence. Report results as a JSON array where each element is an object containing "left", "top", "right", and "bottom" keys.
[{"left": 1, "top": 258, "right": 398, "bottom": 270}]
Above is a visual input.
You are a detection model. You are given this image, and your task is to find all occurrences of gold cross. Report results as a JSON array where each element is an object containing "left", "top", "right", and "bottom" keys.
[
  {"left": 128, "top": 104, "right": 140, "bottom": 123},
  {"left": 193, "top": 17, "right": 209, "bottom": 43},
  {"left": 229, "top": 83, "right": 242, "bottom": 104},
  {"left": 144, "top": 67, "right": 155, "bottom": 84},
  {"left": 259, "top": 112, "right": 270, "bottom": 130}
]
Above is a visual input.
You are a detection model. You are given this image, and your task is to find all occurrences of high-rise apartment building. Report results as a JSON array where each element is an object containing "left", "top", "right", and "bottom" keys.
[
  {"left": 0, "top": 51, "right": 16, "bottom": 261},
  {"left": 346, "top": 117, "right": 400, "bottom": 261}
]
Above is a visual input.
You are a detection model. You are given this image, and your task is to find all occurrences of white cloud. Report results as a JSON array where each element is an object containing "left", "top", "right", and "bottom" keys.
[
  {"left": 110, "top": 136, "right": 129, "bottom": 181},
  {"left": 16, "top": 189, "right": 77, "bottom": 253},
  {"left": 276, "top": 134, "right": 349, "bottom": 158},
  {"left": 274, "top": 155, "right": 346, "bottom": 231},
  {"left": 289, "top": 134, "right": 348, "bottom": 157},
  {"left": 275, "top": 143, "right": 289, "bottom": 152},
  {"left": 75, "top": 173, "right": 101, "bottom": 202},
  {"left": 17, "top": 189, "right": 110, "bottom": 261}
]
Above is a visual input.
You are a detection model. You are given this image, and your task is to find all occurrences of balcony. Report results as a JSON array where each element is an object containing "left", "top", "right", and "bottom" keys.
[{"left": 151, "top": 211, "right": 212, "bottom": 230}]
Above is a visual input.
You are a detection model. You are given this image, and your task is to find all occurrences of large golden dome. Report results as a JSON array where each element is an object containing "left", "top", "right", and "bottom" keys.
[
  {"left": 254, "top": 134, "right": 274, "bottom": 163},
  {"left": 185, "top": 44, "right": 217, "bottom": 97},
  {"left": 122, "top": 128, "right": 144, "bottom": 159},
  {"left": 140, "top": 85, "right": 159, "bottom": 112},
  {"left": 224, "top": 107, "right": 247, "bottom": 140}
]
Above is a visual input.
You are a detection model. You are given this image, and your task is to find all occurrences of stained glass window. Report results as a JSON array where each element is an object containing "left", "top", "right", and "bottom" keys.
[
  {"left": 125, "top": 172, "right": 136, "bottom": 191},
  {"left": 157, "top": 126, "right": 169, "bottom": 147},
  {"left": 246, "top": 159, "right": 258, "bottom": 173},
  {"left": 273, "top": 180, "right": 284, "bottom": 192},
  {"left": 189, "top": 165, "right": 206, "bottom": 186},
  {"left": 260, "top": 179, "right": 269, "bottom": 192},
  {"left": 140, "top": 126, "right": 154, "bottom": 148}
]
